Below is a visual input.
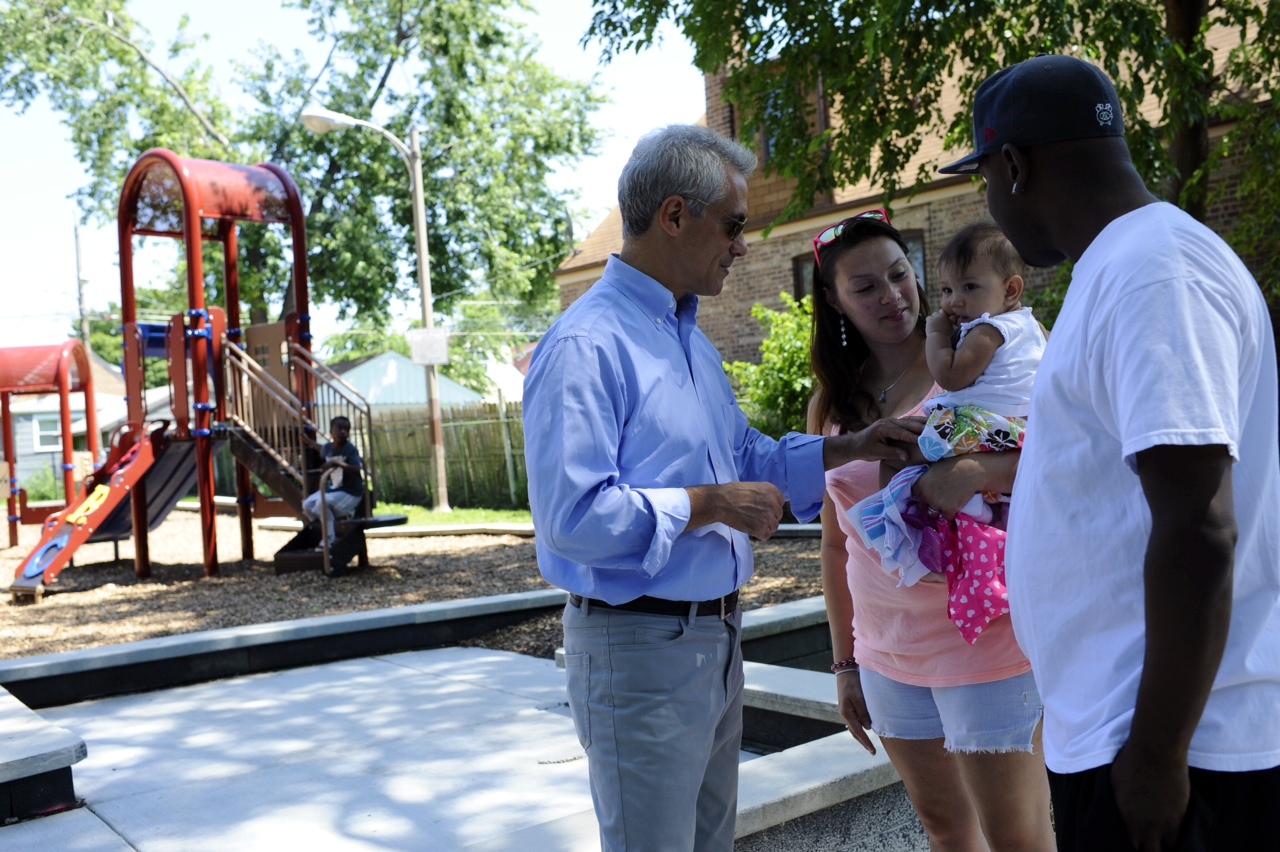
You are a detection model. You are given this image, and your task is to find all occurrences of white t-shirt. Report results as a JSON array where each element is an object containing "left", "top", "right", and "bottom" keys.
[
  {"left": 1006, "top": 202, "right": 1280, "bottom": 774},
  {"left": 927, "top": 306, "right": 1045, "bottom": 417}
]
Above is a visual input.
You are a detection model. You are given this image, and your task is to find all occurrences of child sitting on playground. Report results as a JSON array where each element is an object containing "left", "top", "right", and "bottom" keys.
[
  {"left": 853, "top": 223, "right": 1046, "bottom": 643},
  {"left": 301, "top": 416, "right": 364, "bottom": 545}
]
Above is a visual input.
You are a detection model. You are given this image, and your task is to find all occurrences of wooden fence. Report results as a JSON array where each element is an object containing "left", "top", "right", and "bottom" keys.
[{"left": 370, "top": 399, "right": 527, "bottom": 509}]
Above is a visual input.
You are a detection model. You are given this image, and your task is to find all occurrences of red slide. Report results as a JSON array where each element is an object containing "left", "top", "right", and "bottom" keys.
[{"left": 10, "top": 425, "right": 166, "bottom": 602}]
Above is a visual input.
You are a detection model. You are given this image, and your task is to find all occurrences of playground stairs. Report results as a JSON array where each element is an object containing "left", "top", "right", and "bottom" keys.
[
  {"left": 272, "top": 513, "right": 409, "bottom": 578},
  {"left": 225, "top": 427, "right": 308, "bottom": 516},
  {"left": 224, "top": 344, "right": 406, "bottom": 577}
]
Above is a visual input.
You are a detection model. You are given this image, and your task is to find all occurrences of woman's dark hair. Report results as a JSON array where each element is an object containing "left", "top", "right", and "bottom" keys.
[{"left": 809, "top": 217, "right": 929, "bottom": 434}]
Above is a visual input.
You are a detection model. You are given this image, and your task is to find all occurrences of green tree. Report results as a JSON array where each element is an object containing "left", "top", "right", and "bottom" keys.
[
  {"left": 3, "top": 0, "right": 602, "bottom": 336},
  {"left": 725, "top": 293, "right": 813, "bottom": 436},
  {"left": 0, "top": 2, "right": 233, "bottom": 210},
  {"left": 440, "top": 288, "right": 556, "bottom": 394},
  {"left": 321, "top": 319, "right": 411, "bottom": 365},
  {"left": 586, "top": 0, "right": 1280, "bottom": 294},
  {"left": 320, "top": 287, "right": 547, "bottom": 396},
  {"left": 81, "top": 284, "right": 190, "bottom": 389}
]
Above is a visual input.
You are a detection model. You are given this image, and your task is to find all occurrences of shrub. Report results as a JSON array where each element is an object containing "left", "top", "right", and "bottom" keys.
[
  {"left": 724, "top": 293, "right": 814, "bottom": 436},
  {"left": 21, "top": 464, "right": 63, "bottom": 502},
  {"left": 1024, "top": 263, "right": 1072, "bottom": 329}
]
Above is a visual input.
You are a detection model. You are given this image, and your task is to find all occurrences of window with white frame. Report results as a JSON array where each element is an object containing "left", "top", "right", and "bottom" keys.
[{"left": 32, "top": 415, "right": 62, "bottom": 453}]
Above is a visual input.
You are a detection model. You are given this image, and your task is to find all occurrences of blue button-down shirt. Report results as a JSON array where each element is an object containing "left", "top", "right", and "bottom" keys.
[{"left": 523, "top": 255, "right": 826, "bottom": 604}]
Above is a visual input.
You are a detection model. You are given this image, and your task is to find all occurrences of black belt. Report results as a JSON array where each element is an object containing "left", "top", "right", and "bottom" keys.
[{"left": 569, "top": 590, "right": 739, "bottom": 619}]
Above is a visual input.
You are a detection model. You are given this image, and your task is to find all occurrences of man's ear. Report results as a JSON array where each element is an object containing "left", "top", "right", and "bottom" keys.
[
  {"left": 1001, "top": 143, "right": 1031, "bottom": 194},
  {"left": 1004, "top": 274, "right": 1026, "bottom": 306},
  {"left": 656, "top": 195, "right": 688, "bottom": 238}
]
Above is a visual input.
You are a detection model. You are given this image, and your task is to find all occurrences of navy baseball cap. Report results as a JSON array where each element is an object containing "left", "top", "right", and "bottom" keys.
[{"left": 939, "top": 55, "right": 1124, "bottom": 175}]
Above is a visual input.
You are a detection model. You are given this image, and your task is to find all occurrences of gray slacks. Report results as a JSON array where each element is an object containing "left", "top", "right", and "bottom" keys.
[{"left": 562, "top": 599, "right": 744, "bottom": 851}]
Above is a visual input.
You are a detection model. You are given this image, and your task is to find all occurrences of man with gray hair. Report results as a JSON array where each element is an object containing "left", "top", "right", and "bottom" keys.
[{"left": 524, "top": 125, "right": 921, "bottom": 849}]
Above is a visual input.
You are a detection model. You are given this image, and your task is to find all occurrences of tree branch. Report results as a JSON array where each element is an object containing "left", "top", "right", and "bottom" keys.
[
  {"left": 303, "top": 37, "right": 340, "bottom": 106},
  {"left": 369, "top": 49, "right": 399, "bottom": 107},
  {"left": 37, "top": 2, "right": 232, "bottom": 149}
]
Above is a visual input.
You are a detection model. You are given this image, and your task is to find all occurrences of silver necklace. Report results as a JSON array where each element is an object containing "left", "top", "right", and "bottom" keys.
[{"left": 873, "top": 363, "right": 913, "bottom": 404}]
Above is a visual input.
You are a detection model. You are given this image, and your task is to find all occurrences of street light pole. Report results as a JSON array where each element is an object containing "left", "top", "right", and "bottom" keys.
[
  {"left": 408, "top": 126, "right": 451, "bottom": 512},
  {"left": 299, "top": 106, "right": 450, "bottom": 511}
]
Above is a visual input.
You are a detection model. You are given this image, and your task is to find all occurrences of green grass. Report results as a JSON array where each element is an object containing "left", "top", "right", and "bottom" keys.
[
  {"left": 181, "top": 495, "right": 531, "bottom": 527},
  {"left": 373, "top": 504, "right": 532, "bottom": 527}
]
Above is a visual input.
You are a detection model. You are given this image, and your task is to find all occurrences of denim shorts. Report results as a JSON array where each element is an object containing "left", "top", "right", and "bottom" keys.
[{"left": 858, "top": 668, "right": 1043, "bottom": 754}]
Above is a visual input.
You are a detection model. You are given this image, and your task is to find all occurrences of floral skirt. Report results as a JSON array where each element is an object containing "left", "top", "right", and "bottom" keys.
[{"left": 918, "top": 404, "right": 1026, "bottom": 462}]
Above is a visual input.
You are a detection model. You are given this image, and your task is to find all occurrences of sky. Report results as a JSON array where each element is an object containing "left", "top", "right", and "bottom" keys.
[{"left": 0, "top": 0, "right": 705, "bottom": 348}]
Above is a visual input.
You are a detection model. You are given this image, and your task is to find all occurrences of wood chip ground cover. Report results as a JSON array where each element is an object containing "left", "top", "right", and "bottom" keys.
[{"left": 0, "top": 511, "right": 824, "bottom": 661}]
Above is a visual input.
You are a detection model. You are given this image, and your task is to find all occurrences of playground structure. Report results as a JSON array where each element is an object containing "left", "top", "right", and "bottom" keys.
[
  {"left": 1, "top": 340, "right": 102, "bottom": 549},
  {"left": 11, "top": 150, "right": 402, "bottom": 601}
]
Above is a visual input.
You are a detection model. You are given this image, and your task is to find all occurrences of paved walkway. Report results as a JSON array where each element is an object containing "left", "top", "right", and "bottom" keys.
[
  {"left": 4, "top": 647, "right": 595, "bottom": 851},
  {"left": 0, "top": 591, "right": 924, "bottom": 851}
]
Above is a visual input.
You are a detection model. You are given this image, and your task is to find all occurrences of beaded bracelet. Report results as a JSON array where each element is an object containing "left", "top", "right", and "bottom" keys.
[{"left": 830, "top": 656, "right": 859, "bottom": 675}]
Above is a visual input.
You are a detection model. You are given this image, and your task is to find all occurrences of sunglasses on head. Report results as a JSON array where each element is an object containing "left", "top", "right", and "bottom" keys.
[
  {"left": 811, "top": 208, "right": 893, "bottom": 269},
  {"left": 685, "top": 195, "right": 748, "bottom": 242}
]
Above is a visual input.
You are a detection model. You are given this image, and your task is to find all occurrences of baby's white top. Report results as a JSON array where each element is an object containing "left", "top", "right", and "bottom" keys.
[{"left": 926, "top": 306, "right": 1045, "bottom": 417}]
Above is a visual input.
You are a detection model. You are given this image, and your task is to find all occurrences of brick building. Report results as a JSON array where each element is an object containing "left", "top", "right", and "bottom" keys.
[{"left": 555, "top": 36, "right": 1251, "bottom": 365}]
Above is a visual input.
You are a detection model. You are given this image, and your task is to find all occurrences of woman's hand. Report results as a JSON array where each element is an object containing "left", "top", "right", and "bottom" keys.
[
  {"left": 913, "top": 452, "right": 1020, "bottom": 518},
  {"left": 836, "top": 672, "right": 877, "bottom": 755},
  {"left": 824, "top": 417, "right": 926, "bottom": 470}
]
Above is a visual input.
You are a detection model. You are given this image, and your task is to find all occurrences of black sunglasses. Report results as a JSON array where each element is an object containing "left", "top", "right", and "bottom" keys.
[{"left": 684, "top": 195, "right": 748, "bottom": 241}]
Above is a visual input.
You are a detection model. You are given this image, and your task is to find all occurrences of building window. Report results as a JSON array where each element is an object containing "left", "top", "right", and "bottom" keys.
[
  {"left": 794, "top": 229, "right": 928, "bottom": 301},
  {"left": 903, "top": 231, "right": 927, "bottom": 292},
  {"left": 793, "top": 254, "right": 815, "bottom": 301},
  {"left": 32, "top": 415, "right": 62, "bottom": 453}
]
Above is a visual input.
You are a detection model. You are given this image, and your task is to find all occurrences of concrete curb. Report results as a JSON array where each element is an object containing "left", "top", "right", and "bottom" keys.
[
  {"left": 173, "top": 501, "right": 822, "bottom": 539},
  {"left": 0, "top": 589, "right": 568, "bottom": 708}
]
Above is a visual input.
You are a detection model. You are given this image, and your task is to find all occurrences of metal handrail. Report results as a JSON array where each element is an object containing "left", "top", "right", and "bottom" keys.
[
  {"left": 289, "top": 344, "right": 377, "bottom": 517},
  {"left": 290, "top": 344, "right": 367, "bottom": 405},
  {"left": 224, "top": 344, "right": 317, "bottom": 487}
]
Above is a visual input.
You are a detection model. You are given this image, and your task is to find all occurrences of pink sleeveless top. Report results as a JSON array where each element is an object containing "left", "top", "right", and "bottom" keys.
[{"left": 826, "top": 392, "right": 1031, "bottom": 686}]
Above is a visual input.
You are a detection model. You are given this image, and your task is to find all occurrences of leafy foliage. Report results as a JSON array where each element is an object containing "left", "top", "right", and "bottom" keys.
[
  {"left": 1214, "top": 103, "right": 1280, "bottom": 303},
  {"left": 322, "top": 318, "right": 411, "bottom": 365},
  {"left": 80, "top": 284, "right": 189, "bottom": 389},
  {"left": 3, "top": 0, "right": 602, "bottom": 363},
  {"left": 1, "top": 2, "right": 233, "bottom": 212},
  {"left": 586, "top": 0, "right": 1280, "bottom": 294},
  {"left": 724, "top": 293, "right": 813, "bottom": 436},
  {"left": 441, "top": 290, "right": 555, "bottom": 394},
  {"left": 1023, "top": 264, "right": 1073, "bottom": 330},
  {"left": 19, "top": 463, "right": 64, "bottom": 502}
]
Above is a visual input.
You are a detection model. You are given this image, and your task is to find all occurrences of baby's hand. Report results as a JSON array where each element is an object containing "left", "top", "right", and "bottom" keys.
[{"left": 925, "top": 310, "right": 953, "bottom": 337}]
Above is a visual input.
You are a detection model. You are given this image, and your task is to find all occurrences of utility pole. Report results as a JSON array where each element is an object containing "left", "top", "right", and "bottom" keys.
[
  {"left": 409, "top": 127, "right": 451, "bottom": 512},
  {"left": 75, "top": 223, "right": 90, "bottom": 345}
]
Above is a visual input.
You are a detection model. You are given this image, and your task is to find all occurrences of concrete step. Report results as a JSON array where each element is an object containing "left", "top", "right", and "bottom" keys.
[{"left": 0, "top": 687, "right": 86, "bottom": 823}]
